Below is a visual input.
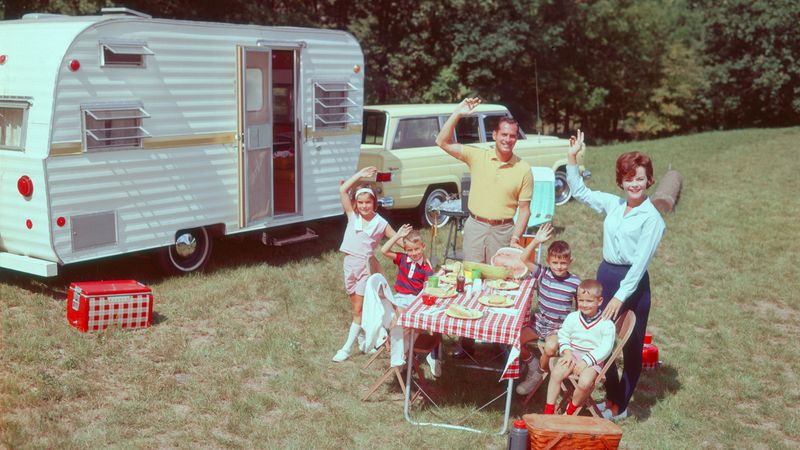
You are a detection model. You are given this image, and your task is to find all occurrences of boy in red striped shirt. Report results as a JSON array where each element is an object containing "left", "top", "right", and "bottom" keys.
[{"left": 381, "top": 224, "right": 438, "bottom": 372}]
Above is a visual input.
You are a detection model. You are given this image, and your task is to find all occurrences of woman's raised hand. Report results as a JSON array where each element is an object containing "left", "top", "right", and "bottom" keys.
[
  {"left": 454, "top": 97, "right": 481, "bottom": 116},
  {"left": 568, "top": 129, "right": 585, "bottom": 157}
]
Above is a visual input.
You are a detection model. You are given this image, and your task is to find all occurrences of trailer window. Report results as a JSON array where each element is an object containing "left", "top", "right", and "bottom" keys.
[
  {"left": 0, "top": 99, "right": 30, "bottom": 150},
  {"left": 100, "top": 41, "right": 153, "bottom": 68},
  {"left": 362, "top": 111, "right": 386, "bottom": 145},
  {"left": 314, "top": 82, "right": 358, "bottom": 130},
  {"left": 82, "top": 104, "right": 151, "bottom": 151},
  {"left": 392, "top": 117, "right": 440, "bottom": 150}
]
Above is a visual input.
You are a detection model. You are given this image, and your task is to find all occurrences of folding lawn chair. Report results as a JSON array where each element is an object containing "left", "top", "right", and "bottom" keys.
[
  {"left": 361, "top": 274, "right": 440, "bottom": 402},
  {"left": 557, "top": 311, "right": 637, "bottom": 416},
  {"left": 515, "top": 167, "right": 555, "bottom": 264}
]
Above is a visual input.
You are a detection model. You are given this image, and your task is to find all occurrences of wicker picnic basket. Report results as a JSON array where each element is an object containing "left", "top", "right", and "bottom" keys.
[{"left": 522, "top": 413, "right": 622, "bottom": 450}]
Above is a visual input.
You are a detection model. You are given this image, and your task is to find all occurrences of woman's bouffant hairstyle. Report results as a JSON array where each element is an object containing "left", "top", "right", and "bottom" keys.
[{"left": 615, "top": 151, "right": 655, "bottom": 189}]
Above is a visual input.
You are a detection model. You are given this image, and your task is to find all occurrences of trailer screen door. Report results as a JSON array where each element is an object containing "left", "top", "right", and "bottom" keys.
[{"left": 237, "top": 46, "right": 299, "bottom": 227}]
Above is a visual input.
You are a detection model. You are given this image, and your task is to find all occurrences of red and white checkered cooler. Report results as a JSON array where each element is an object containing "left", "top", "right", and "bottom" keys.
[{"left": 67, "top": 280, "right": 153, "bottom": 332}]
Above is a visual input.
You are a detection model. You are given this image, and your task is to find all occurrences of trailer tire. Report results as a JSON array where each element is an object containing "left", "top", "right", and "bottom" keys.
[
  {"left": 419, "top": 186, "right": 453, "bottom": 228},
  {"left": 554, "top": 169, "right": 572, "bottom": 206},
  {"left": 158, "top": 227, "right": 213, "bottom": 275}
]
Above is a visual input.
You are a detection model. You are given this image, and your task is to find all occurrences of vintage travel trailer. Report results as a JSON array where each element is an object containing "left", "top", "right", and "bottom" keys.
[{"left": 0, "top": 8, "right": 364, "bottom": 276}]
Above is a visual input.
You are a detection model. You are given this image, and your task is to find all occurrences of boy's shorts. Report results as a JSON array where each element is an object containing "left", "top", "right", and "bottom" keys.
[
  {"left": 392, "top": 292, "right": 416, "bottom": 309},
  {"left": 525, "top": 313, "right": 562, "bottom": 339},
  {"left": 343, "top": 254, "right": 379, "bottom": 296},
  {"left": 569, "top": 349, "right": 604, "bottom": 374}
]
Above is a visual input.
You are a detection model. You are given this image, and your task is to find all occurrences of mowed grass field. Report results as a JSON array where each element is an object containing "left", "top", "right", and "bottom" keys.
[{"left": 2, "top": 128, "right": 799, "bottom": 449}]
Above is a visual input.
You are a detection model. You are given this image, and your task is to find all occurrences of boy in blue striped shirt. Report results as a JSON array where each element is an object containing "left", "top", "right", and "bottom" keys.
[{"left": 516, "top": 222, "right": 582, "bottom": 395}]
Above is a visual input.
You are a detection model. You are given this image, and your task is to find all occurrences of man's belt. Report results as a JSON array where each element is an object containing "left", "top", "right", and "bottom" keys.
[{"left": 469, "top": 213, "right": 514, "bottom": 226}]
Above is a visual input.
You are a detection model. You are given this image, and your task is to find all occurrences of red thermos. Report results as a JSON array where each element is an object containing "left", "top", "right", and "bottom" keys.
[{"left": 642, "top": 332, "right": 659, "bottom": 370}]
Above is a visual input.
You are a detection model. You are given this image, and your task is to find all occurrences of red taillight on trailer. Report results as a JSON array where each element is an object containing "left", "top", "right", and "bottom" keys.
[
  {"left": 18, "top": 175, "right": 33, "bottom": 197},
  {"left": 376, "top": 171, "right": 392, "bottom": 182},
  {"left": 69, "top": 59, "right": 80, "bottom": 71},
  {"left": 0, "top": 55, "right": 7, "bottom": 65},
  {"left": 26, "top": 219, "right": 33, "bottom": 229},
  {"left": 57, "top": 217, "right": 66, "bottom": 227}
]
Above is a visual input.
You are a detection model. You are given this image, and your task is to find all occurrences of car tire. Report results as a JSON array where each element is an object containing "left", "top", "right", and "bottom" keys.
[
  {"left": 419, "top": 187, "right": 452, "bottom": 228},
  {"left": 157, "top": 226, "right": 213, "bottom": 275},
  {"left": 554, "top": 170, "right": 572, "bottom": 206}
]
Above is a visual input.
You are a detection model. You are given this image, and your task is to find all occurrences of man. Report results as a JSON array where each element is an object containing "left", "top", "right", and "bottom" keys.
[{"left": 435, "top": 97, "right": 532, "bottom": 263}]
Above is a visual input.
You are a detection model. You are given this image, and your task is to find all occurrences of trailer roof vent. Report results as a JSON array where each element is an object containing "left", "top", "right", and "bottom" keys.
[{"left": 100, "top": 7, "right": 152, "bottom": 19}]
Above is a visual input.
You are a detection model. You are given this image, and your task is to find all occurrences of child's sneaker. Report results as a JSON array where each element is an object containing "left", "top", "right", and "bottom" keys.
[
  {"left": 515, "top": 357, "right": 544, "bottom": 395},
  {"left": 601, "top": 408, "right": 628, "bottom": 422},
  {"left": 332, "top": 348, "right": 351, "bottom": 362},
  {"left": 426, "top": 353, "right": 442, "bottom": 377}
]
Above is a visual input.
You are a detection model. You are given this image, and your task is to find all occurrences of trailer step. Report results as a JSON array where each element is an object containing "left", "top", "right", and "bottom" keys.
[{"left": 261, "top": 227, "right": 318, "bottom": 247}]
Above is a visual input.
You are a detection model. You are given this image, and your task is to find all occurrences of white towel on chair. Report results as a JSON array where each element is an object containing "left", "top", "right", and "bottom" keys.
[{"left": 362, "top": 274, "right": 395, "bottom": 351}]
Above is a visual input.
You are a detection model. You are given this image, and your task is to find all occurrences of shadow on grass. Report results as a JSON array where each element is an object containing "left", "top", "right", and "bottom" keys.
[
  {"left": 629, "top": 363, "right": 681, "bottom": 421},
  {"left": 0, "top": 215, "right": 350, "bottom": 299}
]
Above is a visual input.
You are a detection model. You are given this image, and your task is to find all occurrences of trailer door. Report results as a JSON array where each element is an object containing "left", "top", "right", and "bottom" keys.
[
  {"left": 237, "top": 46, "right": 300, "bottom": 228},
  {"left": 237, "top": 46, "right": 273, "bottom": 227}
]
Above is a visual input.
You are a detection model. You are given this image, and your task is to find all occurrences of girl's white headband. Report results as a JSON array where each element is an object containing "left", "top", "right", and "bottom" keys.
[{"left": 354, "top": 187, "right": 375, "bottom": 198}]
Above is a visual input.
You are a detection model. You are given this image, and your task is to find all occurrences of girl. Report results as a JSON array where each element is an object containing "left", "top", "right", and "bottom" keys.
[{"left": 333, "top": 166, "right": 397, "bottom": 362}]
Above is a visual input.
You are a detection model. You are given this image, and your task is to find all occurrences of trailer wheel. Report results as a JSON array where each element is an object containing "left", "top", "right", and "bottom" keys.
[
  {"left": 554, "top": 170, "right": 572, "bottom": 206},
  {"left": 158, "top": 227, "right": 213, "bottom": 275},
  {"left": 419, "top": 187, "right": 452, "bottom": 228}
]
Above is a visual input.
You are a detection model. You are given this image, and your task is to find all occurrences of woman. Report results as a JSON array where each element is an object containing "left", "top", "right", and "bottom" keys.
[{"left": 566, "top": 130, "right": 666, "bottom": 420}]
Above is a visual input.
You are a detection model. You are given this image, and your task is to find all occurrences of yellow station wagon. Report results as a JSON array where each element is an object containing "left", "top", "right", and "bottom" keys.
[{"left": 358, "top": 104, "right": 589, "bottom": 226}]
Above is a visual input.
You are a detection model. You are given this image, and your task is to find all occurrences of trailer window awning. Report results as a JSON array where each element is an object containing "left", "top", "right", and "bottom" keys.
[
  {"left": 313, "top": 82, "right": 360, "bottom": 130},
  {"left": 103, "top": 43, "right": 154, "bottom": 55},
  {"left": 82, "top": 104, "right": 151, "bottom": 151},
  {"left": 100, "top": 41, "right": 153, "bottom": 67}
]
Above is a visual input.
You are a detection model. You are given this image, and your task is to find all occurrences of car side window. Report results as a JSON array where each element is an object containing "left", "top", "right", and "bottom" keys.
[
  {"left": 362, "top": 111, "right": 386, "bottom": 145},
  {"left": 392, "top": 117, "right": 440, "bottom": 150},
  {"left": 455, "top": 116, "right": 480, "bottom": 144}
]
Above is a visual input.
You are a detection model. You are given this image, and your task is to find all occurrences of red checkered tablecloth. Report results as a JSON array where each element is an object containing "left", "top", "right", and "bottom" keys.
[{"left": 398, "top": 277, "right": 534, "bottom": 380}]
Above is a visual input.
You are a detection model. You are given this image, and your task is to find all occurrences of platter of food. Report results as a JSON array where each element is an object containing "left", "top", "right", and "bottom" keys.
[
  {"left": 443, "top": 260, "right": 463, "bottom": 273},
  {"left": 478, "top": 294, "right": 516, "bottom": 308},
  {"left": 440, "top": 272, "right": 471, "bottom": 285},
  {"left": 422, "top": 286, "right": 457, "bottom": 298},
  {"left": 486, "top": 279, "right": 520, "bottom": 290},
  {"left": 490, "top": 247, "right": 529, "bottom": 279},
  {"left": 445, "top": 304, "right": 484, "bottom": 320}
]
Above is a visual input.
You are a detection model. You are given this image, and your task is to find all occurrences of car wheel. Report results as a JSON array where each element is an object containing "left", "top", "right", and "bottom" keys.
[
  {"left": 419, "top": 187, "right": 451, "bottom": 228},
  {"left": 157, "top": 227, "right": 213, "bottom": 275},
  {"left": 554, "top": 170, "right": 572, "bottom": 206}
]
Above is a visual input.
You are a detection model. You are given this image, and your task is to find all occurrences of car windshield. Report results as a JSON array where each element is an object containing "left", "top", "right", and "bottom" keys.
[{"left": 362, "top": 111, "right": 387, "bottom": 145}]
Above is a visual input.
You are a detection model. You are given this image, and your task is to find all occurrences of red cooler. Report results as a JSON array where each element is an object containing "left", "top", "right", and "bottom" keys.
[{"left": 67, "top": 280, "right": 153, "bottom": 332}]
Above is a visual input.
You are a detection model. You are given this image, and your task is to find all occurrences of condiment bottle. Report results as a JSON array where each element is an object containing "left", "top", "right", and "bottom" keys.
[
  {"left": 507, "top": 419, "right": 528, "bottom": 450},
  {"left": 456, "top": 268, "right": 466, "bottom": 293}
]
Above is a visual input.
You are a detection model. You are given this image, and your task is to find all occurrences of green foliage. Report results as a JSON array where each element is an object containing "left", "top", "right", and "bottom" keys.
[
  {"left": 694, "top": 0, "right": 800, "bottom": 128},
  {"left": 4, "top": 0, "right": 798, "bottom": 137}
]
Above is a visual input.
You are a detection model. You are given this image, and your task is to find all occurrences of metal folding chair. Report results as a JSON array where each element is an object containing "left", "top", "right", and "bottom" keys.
[{"left": 557, "top": 311, "right": 637, "bottom": 416}]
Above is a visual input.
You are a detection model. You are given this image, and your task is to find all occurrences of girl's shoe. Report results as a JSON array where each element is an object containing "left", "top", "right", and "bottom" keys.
[
  {"left": 332, "top": 348, "right": 351, "bottom": 362},
  {"left": 601, "top": 408, "right": 628, "bottom": 422}
]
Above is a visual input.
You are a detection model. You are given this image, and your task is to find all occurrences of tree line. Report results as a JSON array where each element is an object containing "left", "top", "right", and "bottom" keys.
[{"left": 2, "top": 0, "right": 798, "bottom": 141}]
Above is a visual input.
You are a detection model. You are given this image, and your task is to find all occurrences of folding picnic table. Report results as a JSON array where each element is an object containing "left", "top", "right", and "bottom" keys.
[{"left": 398, "top": 277, "right": 535, "bottom": 434}]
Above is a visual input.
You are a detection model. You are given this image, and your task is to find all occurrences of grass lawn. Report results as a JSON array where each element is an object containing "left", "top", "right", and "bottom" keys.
[{"left": 2, "top": 128, "right": 799, "bottom": 449}]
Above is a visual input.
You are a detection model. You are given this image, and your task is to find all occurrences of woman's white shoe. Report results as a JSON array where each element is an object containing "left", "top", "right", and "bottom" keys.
[{"left": 601, "top": 408, "right": 628, "bottom": 422}]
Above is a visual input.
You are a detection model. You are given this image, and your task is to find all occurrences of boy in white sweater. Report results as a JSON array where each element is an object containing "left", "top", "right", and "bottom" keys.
[{"left": 544, "top": 280, "right": 615, "bottom": 415}]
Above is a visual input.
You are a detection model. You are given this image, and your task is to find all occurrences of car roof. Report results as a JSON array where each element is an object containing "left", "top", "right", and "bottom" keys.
[{"left": 365, "top": 104, "right": 510, "bottom": 117}]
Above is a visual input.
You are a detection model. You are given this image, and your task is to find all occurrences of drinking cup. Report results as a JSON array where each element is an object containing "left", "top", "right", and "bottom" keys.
[
  {"left": 422, "top": 294, "right": 436, "bottom": 306},
  {"left": 427, "top": 276, "right": 439, "bottom": 288}
]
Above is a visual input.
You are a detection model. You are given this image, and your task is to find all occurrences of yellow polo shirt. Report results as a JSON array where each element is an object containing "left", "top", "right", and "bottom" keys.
[{"left": 462, "top": 145, "right": 533, "bottom": 219}]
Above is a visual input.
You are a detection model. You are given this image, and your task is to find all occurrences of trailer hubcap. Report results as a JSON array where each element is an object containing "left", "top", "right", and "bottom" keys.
[{"left": 175, "top": 232, "right": 197, "bottom": 257}]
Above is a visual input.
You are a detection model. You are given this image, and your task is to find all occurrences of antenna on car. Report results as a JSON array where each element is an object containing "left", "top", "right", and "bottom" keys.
[{"left": 534, "top": 58, "right": 542, "bottom": 138}]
